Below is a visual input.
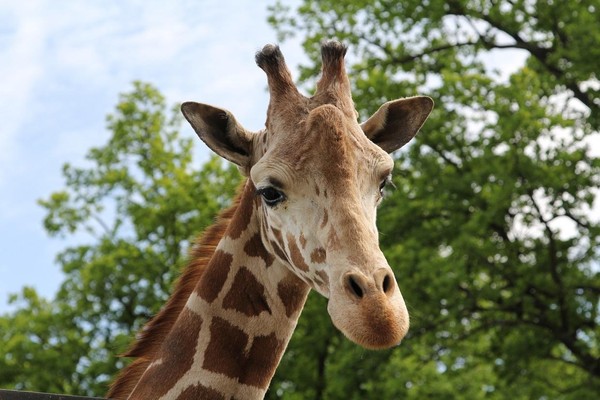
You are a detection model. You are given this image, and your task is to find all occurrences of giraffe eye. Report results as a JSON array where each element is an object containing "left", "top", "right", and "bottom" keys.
[
  {"left": 257, "top": 187, "right": 285, "bottom": 206},
  {"left": 379, "top": 175, "right": 392, "bottom": 197}
]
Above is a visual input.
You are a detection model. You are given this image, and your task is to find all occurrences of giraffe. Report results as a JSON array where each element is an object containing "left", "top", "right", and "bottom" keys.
[{"left": 108, "top": 40, "right": 433, "bottom": 400}]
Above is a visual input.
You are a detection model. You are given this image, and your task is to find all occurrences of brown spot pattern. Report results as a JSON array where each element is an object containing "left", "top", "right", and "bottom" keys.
[
  {"left": 328, "top": 229, "right": 341, "bottom": 250},
  {"left": 270, "top": 228, "right": 289, "bottom": 262},
  {"left": 223, "top": 267, "right": 271, "bottom": 316},
  {"left": 271, "top": 228, "right": 284, "bottom": 246},
  {"left": 203, "top": 317, "right": 249, "bottom": 384},
  {"left": 310, "top": 247, "right": 326, "bottom": 264},
  {"left": 244, "top": 233, "right": 274, "bottom": 267},
  {"left": 316, "top": 270, "right": 330, "bottom": 288},
  {"left": 277, "top": 277, "right": 310, "bottom": 318},
  {"left": 320, "top": 210, "right": 329, "bottom": 228},
  {"left": 241, "top": 333, "right": 285, "bottom": 388},
  {"left": 287, "top": 233, "right": 310, "bottom": 272},
  {"left": 270, "top": 239, "right": 288, "bottom": 262},
  {"left": 196, "top": 250, "right": 232, "bottom": 303},
  {"left": 227, "top": 185, "right": 254, "bottom": 239},
  {"left": 131, "top": 309, "right": 203, "bottom": 399},
  {"left": 203, "top": 317, "right": 283, "bottom": 388},
  {"left": 175, "top": 384, "right": 225, "bottom": 400},
  {"left": 299, "top": 234, "right": 307, "bottom": 249}
]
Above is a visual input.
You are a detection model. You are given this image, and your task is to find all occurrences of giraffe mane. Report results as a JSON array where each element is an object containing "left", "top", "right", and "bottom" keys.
[{"left": 108, "top": 183, "right": 245, "bottom": 399}]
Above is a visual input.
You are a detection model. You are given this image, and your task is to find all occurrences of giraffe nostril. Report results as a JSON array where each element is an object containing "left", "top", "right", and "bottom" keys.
[
  {"left": 345, "top": 274, "right": 364, "bottom": 299},
  {"left": 374, "top": 269, "right": 395, "bottom": 295},
  {"left": 381, "top": 272, "right": 396, "bottom": 296},
  {"left": 382, "top": 274, "right": 391, "bottom": 293}
]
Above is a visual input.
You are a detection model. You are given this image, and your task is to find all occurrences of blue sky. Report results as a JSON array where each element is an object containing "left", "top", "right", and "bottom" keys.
[{"left": 0, "top": 0, "right": 307, "bottom": 311}]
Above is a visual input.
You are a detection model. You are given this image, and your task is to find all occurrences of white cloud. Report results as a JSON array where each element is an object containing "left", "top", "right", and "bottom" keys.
[{"left": 0, "top": 1, "right": 46, "bottom": 184}]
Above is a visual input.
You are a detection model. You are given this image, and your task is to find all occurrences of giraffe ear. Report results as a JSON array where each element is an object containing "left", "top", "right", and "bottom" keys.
[
  {"left": 361, "top": 96, "right": 434, "bottom": 153},
  {"left": 181, "top": 102, "right": 253, "bottom": 167}
]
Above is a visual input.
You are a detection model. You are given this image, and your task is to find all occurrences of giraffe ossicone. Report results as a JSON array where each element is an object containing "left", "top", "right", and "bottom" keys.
[{"left": 109, "top": 40, "right": 433, "bottom": 400}]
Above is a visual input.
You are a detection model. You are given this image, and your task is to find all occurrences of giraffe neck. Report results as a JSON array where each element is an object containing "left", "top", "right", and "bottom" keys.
[{"left": 127, "top": 180, "right": 310, "bottom": 400}]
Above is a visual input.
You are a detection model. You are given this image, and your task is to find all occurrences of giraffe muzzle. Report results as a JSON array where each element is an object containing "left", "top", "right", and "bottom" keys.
[{"left": 328, "top": 268, "right": 409, "bottom": 349}]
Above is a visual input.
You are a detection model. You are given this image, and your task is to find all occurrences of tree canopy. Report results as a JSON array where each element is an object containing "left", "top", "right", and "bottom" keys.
[{"left": 1, "top": 1, "right": 598, "bottom": 399}]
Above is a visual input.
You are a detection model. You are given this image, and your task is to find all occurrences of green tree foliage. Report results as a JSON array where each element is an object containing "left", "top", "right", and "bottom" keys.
[
  {"left": 0, "top": 82, "right": 241, "bottom": 396},
  {"left": 265, "top": 0, "right": 600, "bottom": 399}
]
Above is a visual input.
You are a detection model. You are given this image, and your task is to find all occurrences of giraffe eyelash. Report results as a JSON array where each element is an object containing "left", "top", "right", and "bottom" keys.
[{"left": 379, "top": 175, "right": 395, "bottom": 196}]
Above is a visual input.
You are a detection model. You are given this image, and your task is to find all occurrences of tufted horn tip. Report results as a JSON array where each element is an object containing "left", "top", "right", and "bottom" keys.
[
  {"left": 255, "top": 43, "right": 303, "bottom": 112},
  {"left": 321, "top": 39, "right": 348, "bottom": 62},
  {"left": 255, "top": 44, "right": 284, "bottom": 71}
]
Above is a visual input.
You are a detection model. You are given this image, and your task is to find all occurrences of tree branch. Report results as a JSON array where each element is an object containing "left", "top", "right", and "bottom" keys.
[
  {"left": 562, "top": 207, "right": 591, "bottom": 230},
  {"left": 528, "top": 190, "right": 570, "bottom": 328},
  {"left": 528, "top": 190, "right": 600, "bottom": 377},
  {"left": 444, "top": 0, "right": 594, "bottom": 110}
]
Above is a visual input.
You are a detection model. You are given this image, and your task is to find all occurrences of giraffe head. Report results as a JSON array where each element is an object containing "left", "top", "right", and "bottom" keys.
[{"left": 181, "top": 41, "right": 433, "bottom": 349}]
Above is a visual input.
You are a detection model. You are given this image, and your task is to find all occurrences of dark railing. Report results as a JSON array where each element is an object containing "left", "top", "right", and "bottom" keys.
[{"left": 0, "top": 390, "right": 103, "bottom": 400}]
